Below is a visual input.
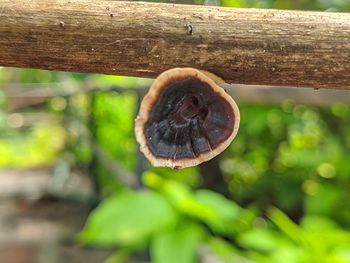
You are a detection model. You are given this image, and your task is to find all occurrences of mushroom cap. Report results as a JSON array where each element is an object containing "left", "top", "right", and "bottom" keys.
[{"left": 135, "top": 67, "right": 240, "bottom": 169}]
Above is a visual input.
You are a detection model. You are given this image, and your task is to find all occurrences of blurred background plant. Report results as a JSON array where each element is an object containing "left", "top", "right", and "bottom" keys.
[{"left": 1, "top": 0, "right": 350, "bottom": 263}]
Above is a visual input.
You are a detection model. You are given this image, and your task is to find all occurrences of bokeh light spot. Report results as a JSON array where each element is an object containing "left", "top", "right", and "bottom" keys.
[{"left": 317, "top": 163, "right": 336, "bottom": 178}]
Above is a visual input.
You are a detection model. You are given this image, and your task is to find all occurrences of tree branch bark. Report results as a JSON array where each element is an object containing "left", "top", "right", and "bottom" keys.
[{"left": 0, "top": 0, "right": 349, "bottom": 89}]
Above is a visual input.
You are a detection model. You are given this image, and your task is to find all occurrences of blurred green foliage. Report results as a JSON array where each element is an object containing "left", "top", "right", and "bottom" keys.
[
  {"left": 219, "top": 0, "right": 350, "bottom": 11},
  {"left": 144, "top": 0, "right": 350, "bottom": 11},
  {"left": 1, "top": 0, "right": 350, "bottom": 262}
]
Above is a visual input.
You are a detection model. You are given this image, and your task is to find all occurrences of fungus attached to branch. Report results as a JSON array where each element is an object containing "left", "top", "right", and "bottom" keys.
[{"left": 135, "top": 68, "right": 240, "bottom": 169}]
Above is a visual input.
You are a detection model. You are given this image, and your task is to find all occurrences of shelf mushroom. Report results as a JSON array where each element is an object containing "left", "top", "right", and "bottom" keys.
[{"left": 135, "top": 67, "right": 240, "bottom": 169}]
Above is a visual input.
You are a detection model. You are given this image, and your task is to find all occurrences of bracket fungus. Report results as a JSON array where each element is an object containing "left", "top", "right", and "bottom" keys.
[{"left": 135, "top": 68, "right": 240, "bottom": 169}]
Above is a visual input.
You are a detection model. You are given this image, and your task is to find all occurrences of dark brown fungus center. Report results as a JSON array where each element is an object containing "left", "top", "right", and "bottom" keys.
[
  {"left": 172, "top": 95, "right": 207, "bottom": 124},
  {"left": 144, "top": 77, "right": 235, "bottom": 161}
]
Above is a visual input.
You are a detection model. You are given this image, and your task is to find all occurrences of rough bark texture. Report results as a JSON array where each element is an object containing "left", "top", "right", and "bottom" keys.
[{"left": 0, "top": 0, "right": 349, "bottom": 89}]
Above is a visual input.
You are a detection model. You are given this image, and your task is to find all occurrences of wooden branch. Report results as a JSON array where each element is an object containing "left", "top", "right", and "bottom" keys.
[{"left": 0, "top": 0, "right": 349, "bottom": 89}]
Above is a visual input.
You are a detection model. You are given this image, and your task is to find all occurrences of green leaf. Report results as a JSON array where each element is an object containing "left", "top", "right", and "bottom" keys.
[
  {"left": 104, "top": 250, "right": 130, "bottom": 263},
  {"left": 208, "top": 238, "right": 250, "bottom": 263},
  {"left": 79, "top": 191, "right": 176, "bottom": 246},
  {"left": 301, "top": 215, "right": 339, "bottom": 232},
  {"left": 193, "top": 190, "right": 243, "bottom": 234},
  {"left": 144, "top": 172, "right": 249, "bottom": 235},
  {"left": 151, "top": 222, "right": 203, "bottom": 263},
  {"left": 143, "top": 172, "right": 217, "bottom": 222},
  {"left": 268, "top": 207, "right": 307, "bottom": 246},
  {"left": 238, "top": 228, "right": 292, "bottom": 253}
]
